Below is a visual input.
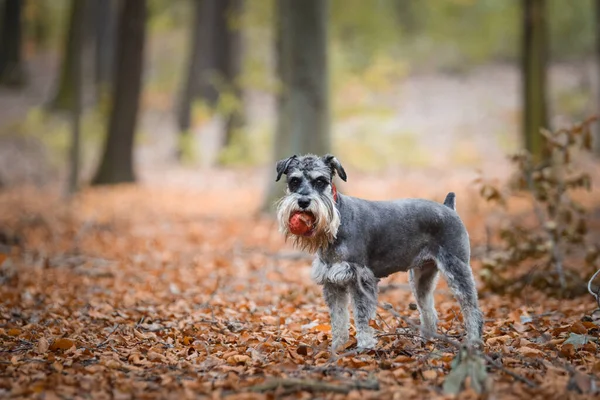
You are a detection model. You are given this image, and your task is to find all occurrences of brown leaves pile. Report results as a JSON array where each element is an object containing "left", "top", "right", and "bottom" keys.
[{"left": 0, "top": 184, "right": 599, "bottom": 399}]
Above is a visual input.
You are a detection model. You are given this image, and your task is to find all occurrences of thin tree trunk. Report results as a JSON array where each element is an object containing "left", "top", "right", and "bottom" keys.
[
  {"left": 522, "top": 0, "right": 549, "bottom": 162},
  {"left": 0, "top": 0, "right": 26, "bottom": 87},
  {"left": 92, "top": 0, "right": 147, "bottom": 185},
  {"left": 95, "top": 0, "right": 117, "bottom": 102},
  {"left": 196, "top": 0, "right": 219, "bottom": 105},
  {"left": 49, "top": 0, "right": 87, "bottom": 111},
  {"left": 68, "top": 0, "right": 85, "bottom": 195},
  {"left": 31, "top": 0, "right": 51, "bottom": 53},
  {"left": 262, "top": 0, "right": 330, "bottom": 212},
  {"left": 595, "top": 0, "right": 600, "bottom": 156},
  {"left": 222, "top": 0, "right": 244, "bottom": 150},
  {"left": 287, "top": 0, "right": 330, "bottom": 155},
  {"left": 177, "top": 0, "right": 204, "bottom": 135}
]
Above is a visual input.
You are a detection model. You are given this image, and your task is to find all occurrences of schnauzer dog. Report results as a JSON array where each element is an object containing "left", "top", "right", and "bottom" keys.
[{"left": 275, "top": 154, "right": 483, "bottom": 352}]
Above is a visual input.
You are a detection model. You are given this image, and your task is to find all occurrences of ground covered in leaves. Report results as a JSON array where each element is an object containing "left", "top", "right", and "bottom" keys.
[{"left": 1, "top": 176, "right": 599, "bottom": 399}]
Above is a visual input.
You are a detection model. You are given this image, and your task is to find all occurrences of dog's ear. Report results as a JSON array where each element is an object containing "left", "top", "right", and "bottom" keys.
[
  {"left": 322, "top": 154, "right": 347, "bottom": 182},
  {"left": 275, "top": 155, "right": 297, "bottom": 182}
]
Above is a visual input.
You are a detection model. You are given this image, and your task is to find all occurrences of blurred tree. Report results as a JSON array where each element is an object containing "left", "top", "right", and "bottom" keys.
[
  {"left": 68, "top": 0, "right": 85, "bottom": 195},
  {"left": 177, "top": 0, "right": 204, "bottom": 137},
  {"left": 219, "top": 0, "right": 244, "bottom": 152},
  {"left": 93, "top": 0, "right": 147, "bottom": 185},
  {"left": 196, "top": 0, "right": 218, "bottom": 106},
  {"left": 262, "top": 0, "right": 330, "bottom": 212},
  {"left": 48, "top": 0, "right": 88, "bottom": 111},
  {"left": 27, "top": 0, "right": 51, "bottom": 53},
  {"left": 0, "top": 0, "right": 27, "bottom": 87},
  {"left": 522, "top": 0, "right": 549, "bottom": 161},
  {"left": 596, "top": 0, "right": 600, "bottom": 156},
  {"left": 94, "top": 0, "right": 118, "bottom": 101}
]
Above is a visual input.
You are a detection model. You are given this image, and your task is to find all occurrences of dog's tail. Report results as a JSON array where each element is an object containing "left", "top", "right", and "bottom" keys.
[{"left": 443, "top": 192, "right": 456, "bottom": 210}]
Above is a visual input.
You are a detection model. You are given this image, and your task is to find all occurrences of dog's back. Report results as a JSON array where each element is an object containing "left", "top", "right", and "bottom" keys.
[{"left": 324, "top": 193, "right": 469, "bottom": 278}]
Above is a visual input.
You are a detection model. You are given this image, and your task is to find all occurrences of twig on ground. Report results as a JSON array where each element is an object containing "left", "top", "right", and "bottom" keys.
[
  {"left": 97, "top": 324, "right": 120, "bottom": 348},
  {"left": 248, "top": 378, "right": 379, "bottom": 393},
  {"left": 481, "top": 353, "right": 537, "bottom": 388}
]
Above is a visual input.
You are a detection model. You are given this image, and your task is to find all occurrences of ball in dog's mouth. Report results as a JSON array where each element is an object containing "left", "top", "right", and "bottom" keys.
[{"left": 288, "top": 211, "right": 316, "bottom": 237}]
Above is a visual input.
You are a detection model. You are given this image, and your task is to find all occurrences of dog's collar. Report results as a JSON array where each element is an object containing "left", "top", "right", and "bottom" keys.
[{"left": 332, "top": 183, "right": 338, "bottom": 202}]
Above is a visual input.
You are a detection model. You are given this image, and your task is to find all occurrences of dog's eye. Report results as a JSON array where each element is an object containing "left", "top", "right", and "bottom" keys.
[
  {"left": 288, "top": 177, "right": 300, "bottom": 188},
  {"left": 314, "top": 178, "right": 328, "bottom": 189}
]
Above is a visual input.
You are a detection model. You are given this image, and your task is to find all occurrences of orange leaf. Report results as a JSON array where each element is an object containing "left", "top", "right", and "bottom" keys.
[
  {"left": 183, "top": 336, "right": 194, "bottom": 346},
  {"left": 7, "top": 328, "right": 21, "bottom": 337},
  {"left": 313, "top": 324, "right": 331, "bottom": 332},
  {"left": 50, "top": 338, "right": 75, "bottom": 352},
  {"left": 0, "top": 254, "right": 7, "bottom": 266},
  {"left": 227, "top": 354, "right": 250, "bottom": 365},
  {"left": 570, "top": 321, "right": 587, "bottom": 335},
  {"left": 560, "top": 343, "right": 576, "bottom": 358}
]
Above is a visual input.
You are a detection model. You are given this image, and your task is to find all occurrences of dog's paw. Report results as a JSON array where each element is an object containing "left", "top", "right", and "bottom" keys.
[
  {"left": 331, "top": 332, "right": 350, "bottom": 353},
  {"left": 355, "top": 331, "right": 377, "bottom": 350}
]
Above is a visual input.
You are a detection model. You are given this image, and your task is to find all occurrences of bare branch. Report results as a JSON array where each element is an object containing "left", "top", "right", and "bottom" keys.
[{"left": 248, "top": 378, "right": 380, "bottom": 393}]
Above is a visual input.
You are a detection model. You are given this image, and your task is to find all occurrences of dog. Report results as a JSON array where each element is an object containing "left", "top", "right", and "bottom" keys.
[{"left": 275, "top": 154, "right": 483, "bottom": 352}]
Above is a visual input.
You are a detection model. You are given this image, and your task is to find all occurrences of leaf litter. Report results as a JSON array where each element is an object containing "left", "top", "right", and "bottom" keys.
[{"left": 0, "top": 183, "right": 599, "bottom": 399}]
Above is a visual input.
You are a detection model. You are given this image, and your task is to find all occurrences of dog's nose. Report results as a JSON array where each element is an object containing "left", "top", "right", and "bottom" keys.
[{"left": 298, "top": 198, "right": 311, "bottom": 209}]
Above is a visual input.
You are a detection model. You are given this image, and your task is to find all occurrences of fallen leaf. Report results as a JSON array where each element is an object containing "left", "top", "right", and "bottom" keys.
[
  {"left": 570, "top": 321, "right": 588, "bottom": 335},
  {"left": 563, "top": 333, "right": 595, "bottom": 348},
  {"left": 296, "top": 345, "right": 308, "bottom": 356},
  {"left": 560, "top": 343, "right": 576, "bottom": 358},
  {"left": 36, "top": 337, "right": 49, "bottom": 354},
  {"left": 50, "top": 338, "right": 75, "bottom": 352},
  {"left": 7, "top": 328, "right": 21, "bottom": 336},
  {"left": 313, "top": 324, "right": 331, "bottom": 332},
  {"left": 422, "top": 369, "right": 437, "bottom": 380},
  {"left": 227, "top": 354, "right": 250, "bottom": 365},
  {"left": 517, "top": 346, "right": 543, "bottom": 357}
]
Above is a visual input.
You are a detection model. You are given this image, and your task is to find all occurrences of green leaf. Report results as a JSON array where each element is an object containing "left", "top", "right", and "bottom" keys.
[
  {"left": 564, "top": 333, "right": 596, "bottom": 348},
  {"left": 443, "top": 349, "right": 489, "bottom": 396}
]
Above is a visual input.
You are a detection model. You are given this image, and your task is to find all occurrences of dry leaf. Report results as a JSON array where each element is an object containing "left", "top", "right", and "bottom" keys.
[
  {"left": 37, "top": 337, "right": 49, "bottom": 354},
  {"left": 50, "top": 338, "right": 75, "bottom": 352}
]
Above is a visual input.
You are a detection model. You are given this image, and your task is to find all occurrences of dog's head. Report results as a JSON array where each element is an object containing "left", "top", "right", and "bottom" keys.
[{"left": 275, "top": 154, "right": 346, "bottom": 253}]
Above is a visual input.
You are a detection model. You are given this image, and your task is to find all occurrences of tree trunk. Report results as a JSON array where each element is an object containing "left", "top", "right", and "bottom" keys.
[
  {"left": 30, "top": 0, "right": 51, "bottom": 53},
  {"left": 522, "top": 0, "right": 549, "bottom": 162},
  {"left": 595, "top": 0, "right": 600, "bottom": 156},
  {"left": 0, "top": 0, "right": 26, "bottom": 87},
  {"left": 94, "top": 0, "right": 117, "bottom": 101},
  {"left": 262, "top": 0, "right": 330, "bottom": 212},
  {"left": 68, "top": 0, "right": 85, "bottom": 195},
  {"left": 221, "top": 0, "right": 244, "bottom": 150},
  {"left": 177, "top": 0, "right": 204, "bottom": 135},
  {"left": 49, "top": 0, "right": 87, "bottom": 111},
  {"left": 92, "top": 0, "right": 147, "bottom": 185},
  {"left": 196, "top": 0, "right": 219, "bottom": 105}
]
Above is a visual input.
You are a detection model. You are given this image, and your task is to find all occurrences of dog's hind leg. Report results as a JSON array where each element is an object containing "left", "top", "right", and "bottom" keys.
[
  {"left": 435, "top": 249, "right": 484, "bottom": 345},
  {"left": 409, "top": 263, "right": 439, "bottom": 339},
  {"left": 349, "top": 267, "right": 378, "bottom": 349},
  {"left": 323, "top": 283, "right": 350, "bottom": 352}
]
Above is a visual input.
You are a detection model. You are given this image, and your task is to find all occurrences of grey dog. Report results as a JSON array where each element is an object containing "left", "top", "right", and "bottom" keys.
[{"left": 275, "top": 154, "right": 483, "bottom": 352}]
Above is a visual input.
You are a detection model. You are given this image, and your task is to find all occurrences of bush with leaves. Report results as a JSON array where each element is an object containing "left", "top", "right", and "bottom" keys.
[{"left": 475, "top": 117, "right": 600, "bottom": 298}]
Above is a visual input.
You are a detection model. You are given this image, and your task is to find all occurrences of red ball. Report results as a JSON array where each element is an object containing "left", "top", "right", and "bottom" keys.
[{"left": 289, "top": 212, "right": 315, "bottom": 236}]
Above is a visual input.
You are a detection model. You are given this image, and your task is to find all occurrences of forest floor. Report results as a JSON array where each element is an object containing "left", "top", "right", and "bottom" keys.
[{"left": 1, "top": 169, "right": 600, "bottom": 399}]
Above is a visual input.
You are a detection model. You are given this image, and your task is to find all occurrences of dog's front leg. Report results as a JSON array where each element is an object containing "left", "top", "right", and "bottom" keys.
[
  {"left": 350, "top": 266, "right": 378, "bottom": 349},
  {"left": 322, "top": 283, "right": 350, "bottom": 352}
]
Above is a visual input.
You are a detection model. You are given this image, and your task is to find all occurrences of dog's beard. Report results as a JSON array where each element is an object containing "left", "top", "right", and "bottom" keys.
[{"left": 276, "top": 190, "right": 340, "bottom": 254}]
